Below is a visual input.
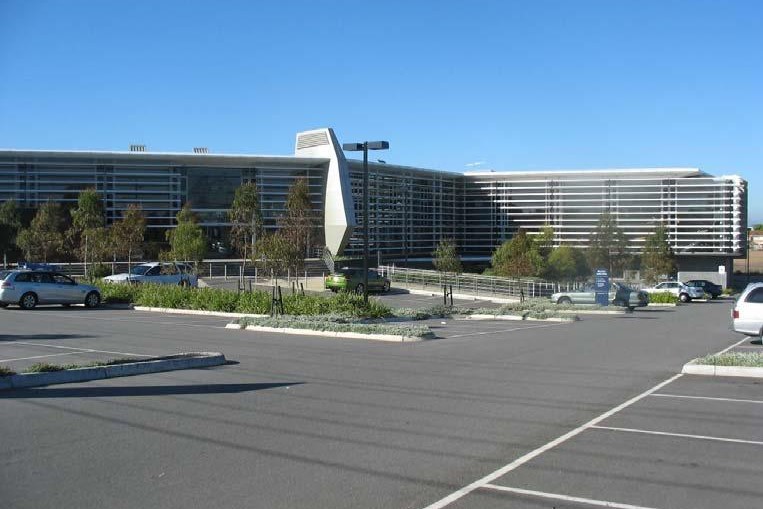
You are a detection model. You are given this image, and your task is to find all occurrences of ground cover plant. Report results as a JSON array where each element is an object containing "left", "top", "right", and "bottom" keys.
[
  {"left": 237, "top": 315, "right": 433, "bottom": 338},
  {"left": 394, "top": 298, "right": 582, "bottom": 321},
  {"left": 647, "top": 292, "right": 679, "bottom": 304},
  {"left": 97, "top": 283, "right": 392, "bottom": 318},
  {"left": 695, "top": 352, "right": 763, "bottom": 367}
]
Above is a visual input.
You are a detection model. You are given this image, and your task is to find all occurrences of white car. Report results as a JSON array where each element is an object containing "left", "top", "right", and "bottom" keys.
[
  {"left": 103, "top": 262, "right": 198, "bottom": 287},
  {"left": 732, "top": 283, "right": 763, "bottom": 338},
  {"left": 642, "top": 281, "right": 704, "bottom": 302}
]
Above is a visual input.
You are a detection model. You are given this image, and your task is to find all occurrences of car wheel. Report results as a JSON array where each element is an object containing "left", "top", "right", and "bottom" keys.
[
  {"left": 557, "top": 296, "right": 572, "bottom": 305},
  {"left": 84, "top": 291, "right": 101, "bottom": 308},
  {"left": 355, "top": 283, "right": 365, "bottom": 295},
  {"left": 383, "top": 281, "right": 391, "bottom": 292},
  {"left": 178, "top": 279, "right": 190, "bottom": 288},
  {"left": 19, "top": 292, "right": 38, "bottom": 310},
  {"left": 679, "top": 293, "right": 690, "bottom": 303}
]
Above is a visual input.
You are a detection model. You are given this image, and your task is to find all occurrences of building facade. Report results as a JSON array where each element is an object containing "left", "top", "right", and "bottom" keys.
[{"left": 0, "top": 128, "right": 748, "bottom": 273}]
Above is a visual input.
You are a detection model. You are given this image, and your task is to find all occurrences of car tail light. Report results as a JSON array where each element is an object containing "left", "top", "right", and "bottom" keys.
[
  {"left": 733, "top": 309, "right": 739, "bottom": 319},
  {"left": 0, "top": 281, "right": 12, "bottom": 289}
]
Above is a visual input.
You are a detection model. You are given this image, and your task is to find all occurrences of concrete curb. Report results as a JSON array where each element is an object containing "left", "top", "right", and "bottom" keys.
[
  {"left": 133, "top": 306, "right": 268, "bottom": 319},
  {"left": 681, "top": 362, "right": 763, "bottom": 378},
  {"left": 458, "top": 314, "right": 577, "bottom": 322},
  {"left": 228, "top": 323, "right": 429, "bottom": 342},
  {"left": 1, "top": 352, "right": 226, "bottom": 390},
  {"left": 647, "top": 303, "right": 678, "bottom": 308}
]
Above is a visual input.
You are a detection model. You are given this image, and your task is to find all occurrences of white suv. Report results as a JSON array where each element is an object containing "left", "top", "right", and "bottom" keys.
[
  {"left": 642, "top": 281, "right": 704, "bottom": 302},
  {"left": 732, "top": 283, "right": 763, "bottom": 339}
]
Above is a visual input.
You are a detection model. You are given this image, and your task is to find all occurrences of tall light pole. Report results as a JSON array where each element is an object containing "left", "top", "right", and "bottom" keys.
[{"left": 342, "top": 140, "right": 390, "bottom": 304}]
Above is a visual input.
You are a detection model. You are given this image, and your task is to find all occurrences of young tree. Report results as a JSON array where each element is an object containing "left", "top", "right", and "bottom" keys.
[
  {"left": 68, "top": 189, "right": 108, "bottom": 269},
  {"left": 433, "top": 238, "right": 462, "bottom": 274},
  {"left": 531, "top": 224, "right": 555, "bottom": 278},
  {"left": 490, "top": 230, "right": 543, "bottom": 278},
  {"left": 229, "top": 182, "right": 263, "bottom": 276},
  {"left": 254, "top": 231, "right": 300, "bottom": 282},
  {"left": 166, "top": 205, "right": 207, "bottom": 264},
  {"left": 0, "top": 200, "right": 22, "bottom": 263},
  {"left": 279, "top": 177, "right": 317, "bottom": 271},
  {"left": 641, "top": 224, "right": 677, "bottom": 284},
  {"left": 546, "top": 246, "right": 589, "bottom": 282},
  {"left": 587, "top": 212, "right": 630, "bottom": 276},
  {"left": 111, "top": 204, "right": 146, "bottom": 273},
  {"left": 16, "top": 202, "right": 67, "bottom": 262}
]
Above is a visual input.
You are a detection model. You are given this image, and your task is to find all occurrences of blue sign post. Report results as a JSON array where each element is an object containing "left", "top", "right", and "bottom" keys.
[{"left": 594, "top": 268, "right": 610, "bottom": 306}]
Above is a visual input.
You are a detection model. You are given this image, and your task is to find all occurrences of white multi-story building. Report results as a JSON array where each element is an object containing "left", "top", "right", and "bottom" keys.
[{"left": 0, "top": 128, "right": 748, "bottom": 275}]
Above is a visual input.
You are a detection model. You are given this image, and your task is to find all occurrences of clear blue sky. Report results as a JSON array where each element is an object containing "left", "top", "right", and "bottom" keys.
[{"left": 1, "top": 0, "right": 760, "bottom": 222}]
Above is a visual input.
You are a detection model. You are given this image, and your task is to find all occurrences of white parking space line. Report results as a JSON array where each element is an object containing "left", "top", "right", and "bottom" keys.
[
  {"left": 716, "top": 336, "right": 752, "bottom": 355},
  {"left": 482, "top": 484, "right": 663, "bottom": 509},
  {"left": 447, "top": 323, "right": 565, "bottom": 338},
  {"left": 0, "top": 351, "right": 82, "bottom": 363},
  {"left": 419, "top": 373, "right": 683, "bottom": 509},
  {"left": 590, "top": 425, "right": 763, "bottom": 446},
  {"left": 12, "top": 342, "right": 152, "bottom": 358},
  {"left": 652, "top": 393, "right": 763, "bottom": 405}
]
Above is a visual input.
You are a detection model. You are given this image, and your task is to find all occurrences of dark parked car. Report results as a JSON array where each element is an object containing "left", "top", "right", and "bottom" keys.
[{"left": 684, "top": 279, "right": 722, "bottom": 299}]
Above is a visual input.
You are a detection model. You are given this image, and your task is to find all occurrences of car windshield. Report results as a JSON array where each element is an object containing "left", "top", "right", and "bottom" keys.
[
  {"left": 0, "top": 270, "right": 10, "bottom": 280},
  {"left": 129, "top": 265, "right": 152, "bottom": 275}
]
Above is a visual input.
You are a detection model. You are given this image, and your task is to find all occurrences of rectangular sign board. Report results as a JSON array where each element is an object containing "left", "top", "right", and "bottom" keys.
[{"left": 594, "top": 268, "right": 609, "bottom": 306}]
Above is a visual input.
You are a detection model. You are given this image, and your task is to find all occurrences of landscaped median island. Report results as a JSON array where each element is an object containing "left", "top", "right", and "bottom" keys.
[
  {"left": 228, "top": 315, "right": 434, "bottom": 342},
  {"left": 394, "top": 298, "right": 598, "bottom": 321},
  {"left": 0, "top": 352, "right": 226, "bottom": 390},
  {"left": 97, "top": 282, "right": 392, "bottom": 317},
  {"left": 682, "top": 352, "right": 763, "bottom": 378}
]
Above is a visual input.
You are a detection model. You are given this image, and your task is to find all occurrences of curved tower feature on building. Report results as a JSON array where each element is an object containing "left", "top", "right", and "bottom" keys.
[{"left": 294, "top": 128, "right": 356, "bottom": 255}]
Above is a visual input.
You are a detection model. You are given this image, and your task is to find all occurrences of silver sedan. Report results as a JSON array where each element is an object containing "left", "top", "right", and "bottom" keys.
[{"left": 0, "top": 270, "right": 101, "bottom": 310}]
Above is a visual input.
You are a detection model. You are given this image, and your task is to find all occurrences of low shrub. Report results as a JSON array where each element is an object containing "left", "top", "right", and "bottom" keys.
[
  {"left": 24, "top": 362, "right": 66, "bottom": 373},
  {"left": 99, "top": 283, "right": 142, "bottom": 304},
  {"left": 0, "top": 365, "right": 16, "bottom": 377},
  {"left": 696, "top": 352, "right": 763, "bottom": 367},
  {"left": 647, "top": 292, "right": 679, "bottom": 304}
]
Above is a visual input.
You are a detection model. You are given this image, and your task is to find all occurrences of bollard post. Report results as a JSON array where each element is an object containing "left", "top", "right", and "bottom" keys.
[{"left": 224, "top": 264, "right": 228, "bottom": 281}]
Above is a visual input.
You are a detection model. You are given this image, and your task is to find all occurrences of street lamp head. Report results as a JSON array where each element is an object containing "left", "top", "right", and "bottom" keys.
[
  {"left": 367, "top": 141, "right": 389, "bottom": 150},
  {"left": 342, "top": 141, "right": 390, "bottom": 152},
  {"left": 342, "top": 143, "right": 364, "bottom": 152}
]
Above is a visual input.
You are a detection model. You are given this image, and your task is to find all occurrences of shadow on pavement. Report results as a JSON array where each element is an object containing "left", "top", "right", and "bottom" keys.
[
  {"left": 0, "top": 333, "right": 99, "bottom": 342},
  {"left": 1, "top": 382, "right": 303, "bottom": 399},
  {"left": 2, "top": 306, "right": 118, "bottom": 313}
]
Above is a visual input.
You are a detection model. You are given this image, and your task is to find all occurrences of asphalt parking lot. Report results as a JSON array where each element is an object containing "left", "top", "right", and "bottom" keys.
[{"left": 1, "top": 299, "right": 761, "bottom": 509}]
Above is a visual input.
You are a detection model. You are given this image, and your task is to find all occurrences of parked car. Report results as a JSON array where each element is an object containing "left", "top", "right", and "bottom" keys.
[
  {"left": 103, "top": 262, "right": 198, "bottom": 287},
  {"left": 0, "top": 270, "right": 101, "bottom": 309},
  {"left": 324, "top": 268, "right": 391, "bottom": 293},
  {"left": 642, "top": 281, "right": 704, "bottom": 302},
  {"left": 683, "top": 279, "right": 722, "bottom": 299},
  {"left": 550, "top": 282, "right": 648, "bottom": 309},
  {"left": 732, "top": 283, "right": 763, "bottom": 338}
]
